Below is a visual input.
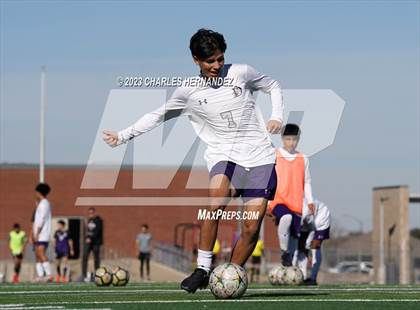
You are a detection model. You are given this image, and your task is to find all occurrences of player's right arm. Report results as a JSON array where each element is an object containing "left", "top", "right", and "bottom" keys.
[
  {"left": 23, "top": 232, "right": 28, "bottom": 251},
  {"left": 103, "top": 87, "right": 189, "bottom": 147},
  {"left": 8, "top": 232, "right": 12, "bottom": 253}
]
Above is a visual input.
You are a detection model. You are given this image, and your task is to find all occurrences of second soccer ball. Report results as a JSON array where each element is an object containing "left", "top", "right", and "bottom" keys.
[{"left": 111, "top": 266, "right": 130, "bottom": 286}]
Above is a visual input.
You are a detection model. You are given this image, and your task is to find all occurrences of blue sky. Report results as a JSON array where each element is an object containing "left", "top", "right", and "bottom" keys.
[{"left": 1, "top": 1, "right": 419, "bottom": 231}]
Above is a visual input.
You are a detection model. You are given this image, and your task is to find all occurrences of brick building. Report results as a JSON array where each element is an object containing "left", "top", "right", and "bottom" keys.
[{"left": 0, "top": 166, "right": 280, "bottom": 259}]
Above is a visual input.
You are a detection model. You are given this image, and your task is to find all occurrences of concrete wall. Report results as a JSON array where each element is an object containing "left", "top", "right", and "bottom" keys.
[{"left": 372, "top": 186, "right": 410, "bottom": 284}]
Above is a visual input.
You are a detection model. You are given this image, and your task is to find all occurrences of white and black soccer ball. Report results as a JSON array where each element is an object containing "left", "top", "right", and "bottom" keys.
[
  {"left": 268, "top": 264, "right": 287, "bottom": 285},
  {"left": 282, "top": 266, "right": 304, "bottom": 285},
  {"left": 94, "top": 266, "right": 112, "bottom": 286},
  {"left": 209, "top": 263, "right": 248, "bottom": 299},
  {"left": 112, "top": 266, "right": 130, "bottom": 286}
]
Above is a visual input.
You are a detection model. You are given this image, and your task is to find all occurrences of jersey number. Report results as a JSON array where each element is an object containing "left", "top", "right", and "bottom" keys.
[{"left": 220, "top": 111, "right": 237, "bottom": 128}]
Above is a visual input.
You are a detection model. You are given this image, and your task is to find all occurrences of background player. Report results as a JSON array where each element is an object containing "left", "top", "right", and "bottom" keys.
[
  {"left": 32, "top": 183, "right": 53, "bottom": 282},
  {"left": 249, "top": 238, "right": 264, "bottom": 283},
  {"left": 103, "top": 28, "right": 283, "bottom": 293},
  {"left": 81, "top": 207, "right": 103, "bottom": 282},
  {"left": 297, "top": 198, "right": 331, "bottom": 285},
  {"left": 136, "top": 224, "right": 152, "bottom": 281},
  {"left": 53, "top": 220, "right": 74, "bottom": 283},
  {"left": 267, "top": 124, "right": 314, "bottom": 266},
  {"left": 9, "top": 223, "right": 27, "bottom": 283}
]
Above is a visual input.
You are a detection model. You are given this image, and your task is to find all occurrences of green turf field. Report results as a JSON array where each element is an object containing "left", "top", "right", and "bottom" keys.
[{"left": 0, "top": 283, "right": 419, "bottom": 310}]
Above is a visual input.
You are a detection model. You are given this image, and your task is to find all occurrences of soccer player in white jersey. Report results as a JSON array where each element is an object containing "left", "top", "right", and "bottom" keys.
[
  {"left": 296, "top": 198, "right": 331, "bottom": 285},
  {"left": 103, "top": 29, "right": 283, "bottom": 293},
  {"left": 32, "top": 183, "right": 53, "bottom": 282}
]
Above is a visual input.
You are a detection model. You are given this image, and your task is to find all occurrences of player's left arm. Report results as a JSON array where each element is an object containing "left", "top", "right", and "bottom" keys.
[
  {"left": 52, "top": 234, "right": 57, "bottom": 250},
  {"left": 149, "top": 236, "right": 153, "bottom": 254},
  {"left": 245, "top": 65, "right": 283, "bottom": 133},
  {"left": 304, "top": 156, "right": 315, "bottom": 214},
  {"left": 34, "top": 203, "right": 48, "bottom": 241},
  {"left": 68, "top": 238, "right": 75, "bottom": 256}
]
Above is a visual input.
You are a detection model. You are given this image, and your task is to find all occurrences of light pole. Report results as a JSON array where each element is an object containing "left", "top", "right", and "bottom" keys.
[
  {"left": 378, "top": 197, "right": 389, "bottom": 284},
  {"left": 40, "top": 65, "right": 46, "bottom": 183}
]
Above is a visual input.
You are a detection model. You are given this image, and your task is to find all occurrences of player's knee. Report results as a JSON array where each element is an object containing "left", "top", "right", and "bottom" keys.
[
  {"left": 241, "top": 220, "right": 259, "bottom": 240},
  {"left": 311, "top": 240, "right": 322, "bottom": 249},
  {"left": 279, "top": 214, "right": 292, "bottom": 226}
]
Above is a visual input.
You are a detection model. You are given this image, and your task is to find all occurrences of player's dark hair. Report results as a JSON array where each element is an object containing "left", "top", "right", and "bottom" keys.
[
  {"left": 282, "top": 124, "right": 300, "bottom": 136},
  {"left": 142, "top": 224, "right": 149, "bottom": 230},
  {"left": 35, "top": 183, "right": 51, "bottom": 196},
  {"left": 189, "top": 28, "right": 227, "bottom": 60},
  {"left": 88, "top": 207, "right": 95, "bottom": 212},
  {"left": 13, "top": 223, "right": 20, "bottom": 229},
  {"left": 58, "top": 220, "right": 66, "bottom": 226}
]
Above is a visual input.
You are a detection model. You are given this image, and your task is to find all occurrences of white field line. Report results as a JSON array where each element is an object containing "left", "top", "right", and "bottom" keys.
[
  {"left": 4, "top": 284, "right": 420, "bottom": 289},
  {"left": 0, "top": 308, "right": 111, "bottom": 310},
  {"left": 0, "top": 307, "right": 64, "bottom": 310},
  {"left": 3, "top": 299, "right": 420, "bottom": 306},
  {"left": 2, "top": 287, "right": 420, "bottom": 295},
  {"left": 3, "top": 285, "right": 420, "bottom": 292},
  {"left": 0, "top": 305, "right": 110, "bottom": 310}
]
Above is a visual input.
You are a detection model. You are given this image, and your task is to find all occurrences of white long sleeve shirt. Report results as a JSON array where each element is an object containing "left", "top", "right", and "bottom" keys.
[
  {"left": 302, "top": 199, "right": 331, "bottom": 231},
  {"left": 33, "top": 198, "right": 52, "bottom": 242},
  {"left": 118, "top": 64, "right": 283, "bottom": 170},
  {"left": 277, "top": 147, "right": 314, "bottom": 204}
]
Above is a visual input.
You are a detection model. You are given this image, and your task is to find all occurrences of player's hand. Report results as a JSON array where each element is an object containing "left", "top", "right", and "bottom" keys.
[
  {"left": 266, "top": 120, "right": 282, "bottom": 134},
  {"left": 70, "top": 250, "right": 75, "bottom": 256},
  {"left": 308, "top": 203, "right": 315, "bottom": 214},
  {"left": 86, "top": 238, "right": 91, "bottom": 244},
  {"left": 102, "top": 130, "right": 119, "bottom": 147}
]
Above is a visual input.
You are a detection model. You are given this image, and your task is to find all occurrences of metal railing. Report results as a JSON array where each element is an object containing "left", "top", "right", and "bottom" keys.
[{"left": 152, "top": 241, "right": 193, "bottom": 274}]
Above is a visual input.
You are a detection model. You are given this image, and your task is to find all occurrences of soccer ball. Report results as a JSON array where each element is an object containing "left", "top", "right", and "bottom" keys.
[
  {"left": 268, "top": 265, "right": 287, "bottom": 285},
  {"left": 112, "top": 266, "right": 130, "bottom": 286},
  {"left": 209, "top": 263, "right": 248, "bottom": 299},
  {"left": 282, "top": 266, "right": 304, "bottom": 285},
  {"left": 94, "top": 266, "right": 112, "bottom": 286}
]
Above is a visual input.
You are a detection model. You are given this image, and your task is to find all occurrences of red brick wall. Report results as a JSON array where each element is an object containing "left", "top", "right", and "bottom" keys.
[{"left": 0, "top": 167, "right": 279, "bottom": 258}]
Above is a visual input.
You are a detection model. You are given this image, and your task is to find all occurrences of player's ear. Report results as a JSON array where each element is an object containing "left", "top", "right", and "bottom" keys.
[{"left": 192, "top": 55, "right": 200, "bottom": 65}]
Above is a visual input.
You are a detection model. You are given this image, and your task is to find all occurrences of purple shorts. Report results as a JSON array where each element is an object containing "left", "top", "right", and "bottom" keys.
[
  {"left": 314, "top": 227, "right": 330, "bottom": 240},
  {"left": 272, "top": 204, "right": 302, "bottom": 238},
  {"left": 209, "top": 161, "right": 277, "bottom": 203},
  {"left": 34, "top": 241, "right": 49, "bottom": 249},
  {"left": 55, "top": 248, "right": 69, "bottom": 259}
]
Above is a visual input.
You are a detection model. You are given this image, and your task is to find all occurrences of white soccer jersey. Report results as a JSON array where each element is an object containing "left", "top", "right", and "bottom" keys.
[
  {"left": 302, "top": 199, "right": 331, "bottom": 231},
  {"left": 118, "top": 64, "right": 283, "bottom": 170},
  {"left": 33, "top": 198, "right": 52, "bottom": 242}
]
